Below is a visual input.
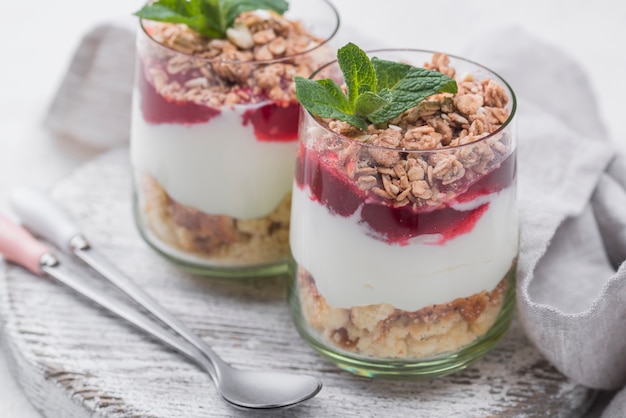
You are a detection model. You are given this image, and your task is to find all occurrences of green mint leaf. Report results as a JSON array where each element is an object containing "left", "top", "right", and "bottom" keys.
[
  {"left": 377, "top": 88, "right": 393, "bottom": 102},
  {"left": 198, "top": 0, "right": 224, "bottom": 38},
  {"left": 294, "top": 43, "right": 458, "bottom": 131},
  {"left": 135, "top": 0, "right": 288, "bottom": 39},
  {"left": 135, "top": 0, "right": 215, "bottom": 36},
  {"left": 368, "top": 58, "right": 458, "bottom": 124},
  {"left": 295, "top": 77, "right": 351, "bottom": 112},
  {"left": 223, "top": 0, "right": 289, "bottom": 34},
  {"left": 295, "top": 76, "right": 368, "bottom": 130},
  {"left": 354, "top": 92, "right": 390, "bottom": 117},
  {"left": 372, "top": 57, "right": 412, "bottom": 91},
  {"left": 358, "top": 83, "right": 374, "bottom": 95},
  {"left": 338, "top": 43, "right": 377, "bottom": 108}
]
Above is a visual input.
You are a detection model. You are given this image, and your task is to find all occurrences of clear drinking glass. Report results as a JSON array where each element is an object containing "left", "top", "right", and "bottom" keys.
[
  {"left": 130, "top": 0, "right": 339, "bottom": 277},
  {"left": 288, "top": 50, "right": 518, "bottom": 377}
]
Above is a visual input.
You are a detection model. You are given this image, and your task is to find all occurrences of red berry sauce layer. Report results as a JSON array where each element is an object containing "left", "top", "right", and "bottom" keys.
[
  {"left": 137, "top": 64, "right": 299, "bottom": 142},
  {"left": 138, "top": 66, "right": 220, "bottom": 125},
  {"left": 242, "top": 103, "right": 300, "bottom": 142},
  {"left": 295, "top": 144, "right": 516, "bottom": 245}
]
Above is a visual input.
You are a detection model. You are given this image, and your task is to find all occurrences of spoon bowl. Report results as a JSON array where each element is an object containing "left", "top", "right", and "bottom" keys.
[{"left": 218, "top": 369, "right": 322, "bottom": 409}]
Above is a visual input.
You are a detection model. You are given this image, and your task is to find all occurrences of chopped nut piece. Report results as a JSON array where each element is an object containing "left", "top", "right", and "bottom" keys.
[
  {"left": 254, "top": 45, "right": 274, "bottom": 60},
  {"left": 432, "top": 155, "right": 466, "bottom": 185},
  {"left": 447, "top": 112, "right": 470, "bottom": 126},
  {"left": 396, "top": 188, "right": 411, "bottom": 202},
  {"left": 454, "top": 94, "right": 484, "bottom": 116},
  {"left": 483, "top": 79, "right": 508, "bottom": 107},
  {"left": 253, "top": 28, "right": 277, "bottom": 45},
  {"left": 407, "top": 166, "right": 425, "bottom": 182},
  {"left": 491, "top": 107, "right": 510, "bottom": 124},
  {"left": 469, "top": 117, "right": 488, "bottom": 136},
  {"left": 184, "top": 77, "right": 209, "bottom": 89},
  {"left": 369, "top": 148, "right": 401, "bottom": 167},
  {"left": 393, "top": 163, "right": 407, "bottom": 179},
  {"left": 411, "top": 180, "right": 433, "bottom": 200},
  {"left": 382, "top": 174, "right": 400, "bottom": 196},
  {"left": 212, "top": 50, "right": 254, "bottom": 83},
  {"left": 167, "top": 55, "right": 192, "bottom": 74},
  {"left": 357, "top": 175, "right": 378, "bottom": 190},
  {"left": 226, "top": 23, "right": 254, "bottom": 49},
  {"left": 399, "top": 175, "right": 410, "bottom": 190},
  {"left": 425, "top": 52, "right": 455, "bottom": 78},
  {"left": 356, "top": 167, "right": 378, "bottom": 176},
  {"left": 372, "top": 187, "right": 393, "bottom": 199},
  {"left": 329, "top": 120, "right": 361, "bottom": 136},
  {"left": 268, "top": 37, "right": 287, "bottom": 56}
]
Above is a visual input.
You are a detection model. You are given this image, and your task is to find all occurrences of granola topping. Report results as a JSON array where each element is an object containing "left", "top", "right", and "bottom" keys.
[
  {"left": 312, "top": 53, "right": 513, "bottom": 211},
  {"left": 141, "top": 11, "right": 327, "bottom": 109}
]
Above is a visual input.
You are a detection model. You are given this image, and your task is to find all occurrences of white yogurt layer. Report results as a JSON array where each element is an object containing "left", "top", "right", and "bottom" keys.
[
  {"left": 130, "top": 92, "right": 297, "bottom": 220},
  {"left": 290, "top": 183, "right": 518, "bottom": 312}
]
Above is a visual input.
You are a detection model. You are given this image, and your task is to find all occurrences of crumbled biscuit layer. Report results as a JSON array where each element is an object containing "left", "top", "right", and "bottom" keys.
[
  {"left": 297, "top": 267, "right": 508, "bottom": 359},
  {"left": 141, "top": 175, "right": 290, "bottom": 266}
]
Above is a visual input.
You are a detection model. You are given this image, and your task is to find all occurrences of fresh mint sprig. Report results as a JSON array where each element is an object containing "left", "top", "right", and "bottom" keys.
[
  {"left": 134, "top": 0, "right": 289, "bottom": 39},
  {"left": 295, "top": 43, "right": 458, "bottom": 130}
]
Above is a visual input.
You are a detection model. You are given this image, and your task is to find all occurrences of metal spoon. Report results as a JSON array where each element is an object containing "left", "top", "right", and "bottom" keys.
[{"left": 3, "top": 191, "right": 322, "bottom": 410}]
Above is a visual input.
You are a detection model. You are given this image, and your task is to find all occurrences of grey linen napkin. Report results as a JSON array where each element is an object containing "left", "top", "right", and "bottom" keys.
[
  {"left": 45, "top": 23, "right": 135, "bottom": 149},
  {"left": 465, "top": 27, "right": 626, "bottom": 416},
  {"left": 45, "top": 24, "right": 626, "bottom": 416}
]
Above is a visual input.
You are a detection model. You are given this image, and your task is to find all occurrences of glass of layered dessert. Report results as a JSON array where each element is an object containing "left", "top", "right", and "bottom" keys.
[
  {"left": 290, "top": 46, "right": 517, "bottom": 377},
  {"left": 130, "top": 0, "right": 339, "bottom": 277}
]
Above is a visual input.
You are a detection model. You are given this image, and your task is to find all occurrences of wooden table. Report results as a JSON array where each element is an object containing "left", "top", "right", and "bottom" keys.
[{"left": 0, "top": 148, "right": 596, "bottom": 417}]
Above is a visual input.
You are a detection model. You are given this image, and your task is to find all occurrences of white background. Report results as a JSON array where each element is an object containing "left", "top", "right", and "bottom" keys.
[{"left": 1, "top": 0, "right": 625, "bottom": 416}]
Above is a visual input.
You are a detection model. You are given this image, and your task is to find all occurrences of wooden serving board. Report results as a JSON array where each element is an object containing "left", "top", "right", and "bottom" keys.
[{"left": 0, "top": 147, "right": 595, "bottom": 417}]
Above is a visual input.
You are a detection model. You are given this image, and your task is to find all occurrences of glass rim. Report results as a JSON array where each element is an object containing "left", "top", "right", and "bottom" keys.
[
  {"left": 306, "top": 48, "right": 518, "bottom": 154},
  {"left": 138, "top": 0, "right": 341, "bottom": 65}
]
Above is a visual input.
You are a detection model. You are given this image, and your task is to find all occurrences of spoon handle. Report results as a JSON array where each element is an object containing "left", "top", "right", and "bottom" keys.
[
  {"left": 10, "top": 187, "right": 81, "bottom": 250},
  {"left": 39, "top": 264, "right": 217, "bottom": 376},
  {"left": 10, "top": 187, "right": 224, "bottom": 373},
  {"left": 0, "top": 213, "right": 215, "bottom": 377},
  {"left": 74, "top": 247, "right": 224, "bottom": 373},
  {"left": 0, "top": 213, "right": 50, "bottom": 274}
]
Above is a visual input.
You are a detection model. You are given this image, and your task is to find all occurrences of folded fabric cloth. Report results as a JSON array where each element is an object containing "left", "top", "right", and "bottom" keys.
[
  {"left": 44, "top": 23, "right": 135, "bottom": 149},
  {"left": 465, "top": 27, "right": 626, "bottom": 417},
  {"left": 44, "top": 23, "right": 625, "bottom": 417}
]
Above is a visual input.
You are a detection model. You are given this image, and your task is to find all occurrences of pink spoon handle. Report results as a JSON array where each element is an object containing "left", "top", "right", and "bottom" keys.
[{"left": 0, "top": 213, "right": 51, "bottom": 275}]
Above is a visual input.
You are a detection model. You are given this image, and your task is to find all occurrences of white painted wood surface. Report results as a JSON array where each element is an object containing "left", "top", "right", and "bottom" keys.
[{"left": 0, "top": 148, "right": 596, "bottom": 417}]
